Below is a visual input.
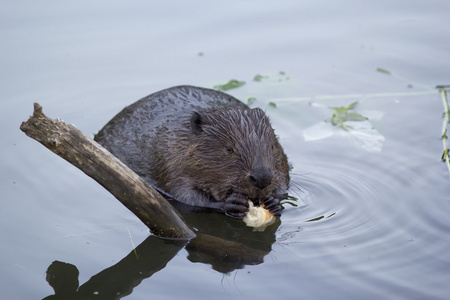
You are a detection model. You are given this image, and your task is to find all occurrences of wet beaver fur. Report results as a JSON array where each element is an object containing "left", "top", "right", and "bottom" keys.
[{"left": 94, "top": 85, "right": 290, "bottom": 219}]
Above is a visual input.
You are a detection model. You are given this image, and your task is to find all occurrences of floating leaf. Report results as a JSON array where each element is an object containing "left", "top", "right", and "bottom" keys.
[
  {"left": 306, "top": 213, "right": 335, "bottom": 221},
  {"left": 306, "top": 216, "right": 324, "bottom": 222},
  {"left": 327, "top": 101, "right": 368, "bottom": 130},
  {"left": 213, "top": 79, "right": 245, "bottom": 91},
  {"left": 304, "top": 101, "right": 385, "bottom": 152},
  {"left": 252, "top": 71, "right": 290, "bottom": 83},
  {"left": 247, "top": 97, "right": 257, "bottom": 105},
  {"left": 377, "top": 68, "right": 392, "bottom": 75},
  {"left": 268, "top": 102, "right": 277, "bottom": 108},
  {"left": 253, "top": 74, "right": 266, "bottom": 82}
]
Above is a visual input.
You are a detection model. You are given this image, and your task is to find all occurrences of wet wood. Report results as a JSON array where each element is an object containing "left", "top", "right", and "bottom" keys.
[{"left": 20, "top": 103, "right": 195, "bottom": 239}]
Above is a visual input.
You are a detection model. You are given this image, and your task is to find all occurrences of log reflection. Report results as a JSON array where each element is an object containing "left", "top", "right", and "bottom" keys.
[{"left": 43, "top": 204, "right": 280, "bottom": 299}]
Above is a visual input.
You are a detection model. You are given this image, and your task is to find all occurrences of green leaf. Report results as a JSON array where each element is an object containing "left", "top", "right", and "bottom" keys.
[
  {"left": 327, "top": 101, "right": 368, "bottom": 130},
  {"left": 253, "top": 74, "right": 266, "bottom": 82},
  {"left": 268, "top": 102, "right": 277, "bottom": 108},
  {"left": 377, "top": 68, "right": 392, "bottom": 75},
  {"left": 344, "top": 110, "right": 368, "bottom": 122},
  {"left": 213, "top": 79, "right": 245, "bottom": 91},
  {"left": 306, "top": 216, "right": 324, "bottom": 222},
  {"left": 247, "top": 97, "right": 257, "bottom": 105},
  {"left": 442, "top": 148, "right": 449, "bottom": 162}
]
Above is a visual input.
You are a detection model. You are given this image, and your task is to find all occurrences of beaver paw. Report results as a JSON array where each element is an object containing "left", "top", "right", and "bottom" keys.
[
  {"left": 225, "top": 193, "right": 250, "bottom": 219},
  {"left": 261, "top": 196, "right": 283, "bottom": 216}
]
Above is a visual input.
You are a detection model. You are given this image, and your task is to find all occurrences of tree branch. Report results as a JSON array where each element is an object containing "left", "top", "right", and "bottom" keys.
[{"left": 20, "top": 103, "right": 195, "bottom": 239}]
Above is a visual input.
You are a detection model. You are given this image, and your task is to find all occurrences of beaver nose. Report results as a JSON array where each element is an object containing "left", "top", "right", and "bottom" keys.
[{"left": 250, "top": 167, "right": 273, "bottom": 189}]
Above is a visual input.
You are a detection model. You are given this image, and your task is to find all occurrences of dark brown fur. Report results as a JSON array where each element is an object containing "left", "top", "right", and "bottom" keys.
[{"left": 95, "top": 85, "right": 290, "bottom": 218}]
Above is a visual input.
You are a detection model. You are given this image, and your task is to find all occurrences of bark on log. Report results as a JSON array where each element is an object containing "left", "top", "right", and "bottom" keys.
[{"left": 20, "top": 103, "right": 195, "bottom": 239}]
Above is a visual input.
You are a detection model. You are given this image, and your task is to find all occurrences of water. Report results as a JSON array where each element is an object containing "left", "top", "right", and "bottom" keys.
[{"left": 1, "top": 1, "right": 450, "bottom": 299}]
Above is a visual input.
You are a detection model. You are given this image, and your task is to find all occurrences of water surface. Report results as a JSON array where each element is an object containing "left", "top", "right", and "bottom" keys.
[{"left": 1, "top": 1, "right": 450, "bottom": 299}]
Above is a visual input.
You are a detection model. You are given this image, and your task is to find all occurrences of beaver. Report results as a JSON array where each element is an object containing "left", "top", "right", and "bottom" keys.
[{"left": 94, "top": 85, "right": 290, "bottom": 219}]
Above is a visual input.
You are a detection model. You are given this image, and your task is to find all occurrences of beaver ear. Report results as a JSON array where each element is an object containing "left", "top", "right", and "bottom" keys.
[{"left": 190, "top": 111, "right": 205, "bottom": 135}]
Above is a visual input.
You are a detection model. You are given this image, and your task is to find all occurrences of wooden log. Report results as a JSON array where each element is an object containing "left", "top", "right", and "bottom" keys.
[{"left": 20, "top": 103, "right": 195, "bottom": 239}]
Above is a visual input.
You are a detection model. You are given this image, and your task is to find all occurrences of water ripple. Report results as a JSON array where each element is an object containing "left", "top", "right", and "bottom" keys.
[{"left": 277, "top": 141, "right": 450, "bottom": 298}]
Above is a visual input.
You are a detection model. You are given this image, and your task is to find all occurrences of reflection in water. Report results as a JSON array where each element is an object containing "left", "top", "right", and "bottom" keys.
[
  {"left": 184, "top": 214, "right": 280, "bottom": 273},
  {"left": 44, "top": 261, "right": 79, "bottom": 300},
  {"left": 174, "top": 200, "right": 280, "bottom": 273},
  {"left": 42, "top": 201, "right": 281, "bottom": 299},
  {"left": 43, "top": 236, "right": 186, "bottom": 299}
]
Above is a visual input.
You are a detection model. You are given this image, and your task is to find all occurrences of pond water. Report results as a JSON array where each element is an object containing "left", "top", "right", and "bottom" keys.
[{"left": 1, "top": 1, "right": 450, "bottom": 299}]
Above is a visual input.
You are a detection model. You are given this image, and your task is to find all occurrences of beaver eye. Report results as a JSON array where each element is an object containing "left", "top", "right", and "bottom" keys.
[{"left": 225, "top": 146, "right": 233, "bottom": 153}]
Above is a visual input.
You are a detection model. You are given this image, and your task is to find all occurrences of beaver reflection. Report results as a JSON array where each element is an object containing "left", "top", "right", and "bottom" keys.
[
  {"left": 178, "top": 201, "right": 280, "bottom": 273},
  {"left": 42, "top": 207, "right": 280, "bottom": 299}
]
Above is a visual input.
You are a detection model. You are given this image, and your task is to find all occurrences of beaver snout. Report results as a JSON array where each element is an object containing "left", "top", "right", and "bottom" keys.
[{"left": 250, "top": 167, "right": 273, "bottom": 189}]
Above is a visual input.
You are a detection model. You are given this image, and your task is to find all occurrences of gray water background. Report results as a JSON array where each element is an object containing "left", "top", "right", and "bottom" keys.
[{"left": 1, "top": 1, "right": 450, "bottom": 299}]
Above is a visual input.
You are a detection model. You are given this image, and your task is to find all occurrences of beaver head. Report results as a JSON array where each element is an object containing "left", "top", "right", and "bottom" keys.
[{"left": 162, "top": 107, "right": 290, "bottom": 212}]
